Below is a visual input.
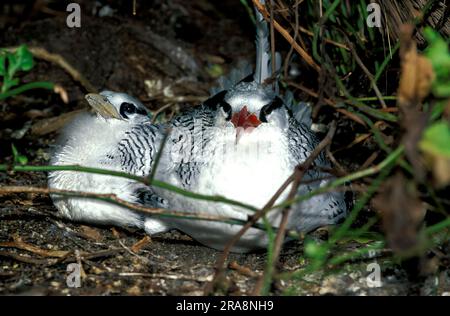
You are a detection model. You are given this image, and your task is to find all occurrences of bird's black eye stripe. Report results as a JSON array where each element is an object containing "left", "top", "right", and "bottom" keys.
[
  {"left": 219, "top": 100, "right": 232, "bottom": 120},
  {"left": 136, "top": 107, "right": 147, "bottom": 115},
  {"left": 203, "top": 90, "right": 228, "bottom": 109},
  {"left": 260, "top": 96, "right": 283, "bottom": 122},
  {"left": 203, "top": 90, "right": 232, "bottom": 120},
  {"left": 238, "top": 73, "right": 254, "bottom": 83},
  {"left": 120, "top": 102, "right": 147, "bottom": 118}
]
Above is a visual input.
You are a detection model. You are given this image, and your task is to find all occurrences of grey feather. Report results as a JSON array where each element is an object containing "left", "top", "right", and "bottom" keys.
[
  {"left": 133, "top": 185, "right": 168, "bottom": 209},
  {"left": 283, "top": 90, "right": 313, "bottom": 128},
  {"left": 253, "top": 0, "right": 281, "bottom": 86}
]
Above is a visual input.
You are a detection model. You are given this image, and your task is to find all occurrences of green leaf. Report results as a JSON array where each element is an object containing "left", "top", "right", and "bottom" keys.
[
  {"left": 424, "top": 27, "right": 450, "bottom": 97},
  {"left": 17, "top": 154, "right": 28, "bottom": 165},
  {"left": 434, "top": 84, "right": 450, "bottom": 97},
  {"left": 4, "top": 45, "right": 34, "bottom": 81},
  {"left": 11, "top": 144, "right": 28, "bottom": 165},
  {"left": 15, "top": 45, "right": 34, "bottom": 71},
  {"left": 420, "top": 121, "right": 450, "bottom": 157},
  {"left": 2, "top": 78, "right": 19, "bottom": 93},
  {"left": 206, "top": 64, "right": 224, "bottom": 78},
  {"left": 8, "top": 78, "right": 19, "bottom": 87},
  {"left": 424, "top": 28, "right": 450, "bottom": 73},
  {"left": 0, "top": 54, "right": 5, "bottom": 76},
  {"left": 6, "top": 52, "right": 17, "bottom": 75},
  {"left": 304, "top": 240, "right": 327, "bottom": 260},
  {"left": 11, "top": 143, "right": 18, "bottom": 158}
]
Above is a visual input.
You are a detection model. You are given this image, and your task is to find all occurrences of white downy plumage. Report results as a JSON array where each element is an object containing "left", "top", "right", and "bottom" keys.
[
  {"left": 48, "top": 91, "right": 168, "bottom": 234},
  {"left": 48, "top": 1, "right": 349, "bottom": 253},
  {"left": 152, "top": 1, "right": 348, "bottom": 252}
]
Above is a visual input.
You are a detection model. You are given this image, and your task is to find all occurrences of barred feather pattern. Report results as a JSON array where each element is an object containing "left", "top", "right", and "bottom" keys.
[
  {"left": 168, "top": 106, "right": 216, "bottom": 188},
  {"left": 287, "top": 117, "right": 348, "bottom": 227},
  {"left": 115, "top": 123, "right": 160, "bottom": 177},
  {"left": 113, "top": 123, "right": 169, "bottom": 209}
]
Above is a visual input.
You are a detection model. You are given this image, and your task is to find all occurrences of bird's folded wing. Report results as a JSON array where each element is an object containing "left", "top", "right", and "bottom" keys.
[
  {"left": 132, "top": 184, "right": 169, "bottom": 209},
  {"left": 284, "top": 90, "right": 313, "bottom": 128}
]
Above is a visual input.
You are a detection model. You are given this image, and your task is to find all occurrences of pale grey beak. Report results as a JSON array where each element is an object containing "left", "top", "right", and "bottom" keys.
[{"left": 85, "top": 93, "right": 121, "bottom": 119}]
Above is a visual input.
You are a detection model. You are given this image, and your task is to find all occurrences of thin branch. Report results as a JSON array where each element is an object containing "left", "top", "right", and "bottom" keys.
[
  {"left": 205, "top": 121, "right": 337, "bottom": 295},
  {"left": 148, "top": 128, "right": 171, "bottom": 182},
  {"left": 286, "top": 81, "right": 367, "bottom": 126},
  {"left": 326, "top": 144, "right": 347, "bottom": 175},
  {"left": 204, "top": 173, "right": 295, "bottom": 295},
  {"left": 272, "top": 146, "right": 404, "bottom": 211},
  {"left": 117, "top": 272, "right": 213, "bottom": 283},
  {"left": 151, "top": 103, "right": 175, "bottom": 124},
  {"left": 205, "top": 145, "right": 404, "bottom": 294},
  {"left": 0, "top": 185, "right": 261, "bottom": 227},
  {"left": 274, "top": 0, "right": 349, "bottom": 51},
  {"left": 0, "top": 164, "right": 259, "bottom": 213},
  {"left": 254, "top": 121, "right": 337, "bottom": 295},
  {"left": 6, "top": 46, "right": 98, "bottom": 93},
  {"left": 0, "top": 235, "right": 70, "bottom": 258},
  {"left": 297, "top": 25, "right": 349, "bottom": 50},
  {"left": 345, "top": 40, "right": 387, "bottom": 109},
  {"left": 252, "top": 0, "right": 321, "bottom": 72},
  {"left": 283, "top": 1, "right": 300, "bottom": 78},
  {"left": 269, "top": 0, "right": 276, "bottom": 77}
]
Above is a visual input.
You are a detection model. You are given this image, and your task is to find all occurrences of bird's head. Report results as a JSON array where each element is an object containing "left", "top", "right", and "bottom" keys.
[
  {"left": 205, "top": 80, "right": 289, "bottom": 142},
  {"left": 85, "top": 91, "right": 150, "bottom": 123}
]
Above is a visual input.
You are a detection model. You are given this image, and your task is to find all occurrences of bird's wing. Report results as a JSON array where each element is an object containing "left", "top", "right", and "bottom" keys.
[
  {"left": 127, "top": 183, "right": 170, "bottom": 235},
  {"left": 290, "top": 179, "right": 348, "bottom": 232},
  {"left": 287, "top": 117, "right": 325, "bottom": 168},
  {"left": 283, "top": 90, "right": 313, "bottom": 128},
  {"left": 167, "top": 106, "right": 216, "bottom": 189},
  {"left": 132, "top": 184, "right": 168, "bottom": 209},
  {"left": 287, "top": 115, "right": 350, "bottom": 230},
  {"left": 100, "top": 123, "right": 163, "bottom": 177}
]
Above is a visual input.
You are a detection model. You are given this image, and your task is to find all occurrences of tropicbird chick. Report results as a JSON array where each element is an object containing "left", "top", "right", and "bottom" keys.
[
  {"left": 153, "top": 2, "right": 348, "bottom": 252},
  {"left": 48, "top": 91, "right": 168, "bottom": 234}
]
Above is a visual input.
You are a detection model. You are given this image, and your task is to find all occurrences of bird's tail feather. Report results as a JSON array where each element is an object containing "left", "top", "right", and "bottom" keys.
[
  {"left": 210, "top": 0, "right": 281, "bottom": 95},
  {"left": 254, "top": 0, "right": 281, "bottom": 86}
]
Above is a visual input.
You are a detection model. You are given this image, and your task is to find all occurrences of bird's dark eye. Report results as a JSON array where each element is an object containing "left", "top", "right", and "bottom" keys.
[
  {"left": 259, "top": 97, "right": 283, "bottom": 122},
  {"left": 120, "top": 102, "right": 147, "bottom": 118},
  {"left": 120, "top": 102, "right": 137, "bottom": 118}
]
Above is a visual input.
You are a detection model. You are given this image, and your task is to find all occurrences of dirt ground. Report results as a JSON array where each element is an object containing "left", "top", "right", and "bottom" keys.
[{"left": 0, "top": 0, "right": 449, "bottom": 296}]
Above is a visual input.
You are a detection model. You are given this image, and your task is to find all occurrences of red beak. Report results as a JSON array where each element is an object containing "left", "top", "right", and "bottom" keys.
[
  {"left": 231, "top": 106, "right": 261, "bottom": 130},
  {"left": 230, "top": 106, "right": 261, "bottom": 143}
]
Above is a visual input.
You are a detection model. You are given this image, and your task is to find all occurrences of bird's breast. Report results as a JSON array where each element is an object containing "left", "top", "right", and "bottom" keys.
[{"left": 197, "top": 127, "right": 293, "bottom": 209}]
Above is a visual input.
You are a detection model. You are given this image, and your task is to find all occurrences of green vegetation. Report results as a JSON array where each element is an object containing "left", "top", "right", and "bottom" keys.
[{"left": 0, "top": 45, "right": 54, "bottom": 100}]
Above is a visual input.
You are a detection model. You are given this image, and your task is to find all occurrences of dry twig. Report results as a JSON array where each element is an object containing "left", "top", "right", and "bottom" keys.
[
  {"left": 252, "top": 0, "right": 320, "bottom": 72},
  {"left": 0, "top": 185, "right": 244, "bottom": 224},
  {"left": 253, "top": 120, "right": 337, "bottom": 295},
  {"left": 7, "top": 46, "right": 97, "bottom": 93},
  {"left": 287, "top": 81, "right": 367, "bottom": 126},
  {"left": 345, "top": 40, "right": 387, "bottom": 109}
]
